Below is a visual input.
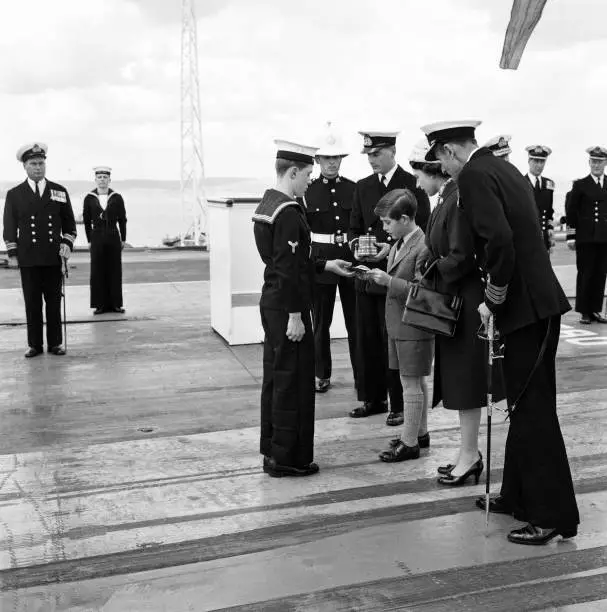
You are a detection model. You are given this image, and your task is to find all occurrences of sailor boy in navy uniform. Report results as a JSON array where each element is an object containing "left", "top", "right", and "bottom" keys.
[
  {"left": 525, "top": 145, "right": 555, "bottom": 254},
  {"left": 303, "top": 123, "right": 357, "bottom": 394},
  {"left": 3, "top": 143, "right": 77, "bottom": 357},
  {"left": 252, "top": 139, "right": 353, "bottom": 478}
]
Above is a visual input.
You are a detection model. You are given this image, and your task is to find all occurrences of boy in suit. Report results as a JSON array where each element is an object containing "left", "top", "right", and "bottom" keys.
[{"left": 366, "top": 189, "right": 434, "bottom": 462}]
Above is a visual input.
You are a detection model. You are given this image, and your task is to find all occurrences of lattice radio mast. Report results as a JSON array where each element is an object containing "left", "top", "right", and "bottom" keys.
[{"left": 180, "top": 0, "right": 206, "bottom": 246}]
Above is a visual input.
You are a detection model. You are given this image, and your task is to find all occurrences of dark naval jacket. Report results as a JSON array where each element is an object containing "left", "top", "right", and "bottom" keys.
[
  {"left": 303, "top": 175, "right": 355, "bottom": 284},
  {"left": 82, "top": 188, "right": 127, "bottom": 242},
  {"left": 349, "top": 165, "right": 431, "bottom": 293},
  {"left": 3, "top": 179, "right": 77, "bottom": 267},
  {"left": 253, "top": 189, "right": 326, "bottom": 313},
  {"left": 526, "top": 174, "right": 555, "bottom": 249},
  {"left": 456, "top": 148, "right": 570, "bottom": 335},
  {"left": 565, "top": 175, "right": 607, "bottom": 244}
]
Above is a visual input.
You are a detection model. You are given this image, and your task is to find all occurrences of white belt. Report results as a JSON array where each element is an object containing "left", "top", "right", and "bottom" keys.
[{"left": 310, "top": 232, "right": 347, "bottom": 245}]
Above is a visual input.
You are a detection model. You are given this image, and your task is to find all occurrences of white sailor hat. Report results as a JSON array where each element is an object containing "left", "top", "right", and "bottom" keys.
[
  {"left": 274, "top": 139, "right": 319, "bottom": 165},
  {"left": 586, "top": 146, "right": 607, "bottom": 160},
  {"left": 315, "top": 122, "right": 350, "bottom": 157},
  {"left": 525, "top": 145, "right": 552, "bottom": 159},
  {"left": 484, "top": 135, "right": 512, "bottom": 157},
  {"left": 358, "top": 130, "right": 400, "bottom": 154},
  {"left": 16, "top": 142, "right": 48, "bottom": 163},
  {"left": 93, "top": 166, "right": 112, "bottom": 175},
  {"left": 420, "top": 120, "right": 482, "bottom": 161},
  {"left": 408, "top": 139, "right": 436, "bottom": 167}
]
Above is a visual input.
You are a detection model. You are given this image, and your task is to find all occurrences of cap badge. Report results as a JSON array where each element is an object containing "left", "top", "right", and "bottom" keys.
[
  {"left": 326, "top": 134, "right": 336, "bottom": 145},
  {"left": 591, "top": 147, "right": 602, "bottom": 156},
  {"left": 498, "top": 137, "right": 507, "bottom": 148},
  {"left": 31, "top": 144, "right": 42, "bottom": 154},
  {"left": 363, "top": 135, "right": 373, "bottom": 147}
]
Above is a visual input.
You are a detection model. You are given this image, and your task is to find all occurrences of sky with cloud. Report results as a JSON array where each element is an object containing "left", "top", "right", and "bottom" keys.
[{"left": 0, "top": 0, "right": 605, "bottom": 193}]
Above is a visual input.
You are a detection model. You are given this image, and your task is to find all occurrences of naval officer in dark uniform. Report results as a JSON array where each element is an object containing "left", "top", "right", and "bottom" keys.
[
  {"left": 423, "top": 119, "right": 579, "bottom": 545},
  {"left": 483, "top": 134, "right": 512, "bottom": 162},
  {"left": 253, "top": 139, "right": 353, "bottom": 478},
  {"left": 3, "top": 143, "right": 77, "bottom": 357},
  {"left": 303, "top": 125, "right": 357, "bottom": 393},
  {"left": 565, "top": 146, "right": 607, "bottom": 324},
  {"left": 525, "top": 145, "right": 555, "bottom": 254},
  {"left": 349, "top": 130, "right": 431, "bottom": 426},
  {"left": 83, "top": 166, "right": 127, "bottom": 314}
]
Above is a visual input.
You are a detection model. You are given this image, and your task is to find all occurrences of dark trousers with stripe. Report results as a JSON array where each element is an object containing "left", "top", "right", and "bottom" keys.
[
  {"left": 354, "top": 290, "right": 403, "bottom": 412},
  {"left": 500, "top": 316, "right": 579, "bottom": 530},
  {"left": 20, "top": 266, "right": 63, "bottom": 350},
  {"left": 575, "top": 242, "right": 607, "bottom": 315},
  {"left": 260, "top": 307, "right": 315, "bottom": 467},
  {"left": 312, "top": 279, "right": 357, "bottom": 382}
]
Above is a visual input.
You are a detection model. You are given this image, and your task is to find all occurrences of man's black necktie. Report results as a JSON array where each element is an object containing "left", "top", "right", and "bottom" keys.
[
  {"left": 535, "top": 178, "right": 541, "bottom": 193},
  {"left": 34, "top": 181, "right": 41, "bottom": 200},
  {"left": 380, "top": 175, "right": 388, "bottom": 192}
]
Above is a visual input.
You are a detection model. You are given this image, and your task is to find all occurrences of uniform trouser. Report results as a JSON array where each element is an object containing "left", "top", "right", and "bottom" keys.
[
  {"left": 90, "top": 231, "right": 123, "bottom": 309},
  {"left": 260, "top": 307, "right": 315, "bottom": 467},
  {"left": 312, "top": 279, "right": 357, "bottom": 381},
  {"left": 500, "top": 316, "right": 580, "bottom": 530},
  {"left": 575, "top": 242, "right": 607, "bottom": 315},
  {"left": 20, "top": 266, "right": 63, "bottom": 350},
  {"left": 354, "top": 291, "right": 404, "bottom": 411}
]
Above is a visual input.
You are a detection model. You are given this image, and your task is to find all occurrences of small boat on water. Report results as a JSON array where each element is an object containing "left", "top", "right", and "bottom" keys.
[{"left": 162, "top": 231, "right": 207, "bottom": 249}]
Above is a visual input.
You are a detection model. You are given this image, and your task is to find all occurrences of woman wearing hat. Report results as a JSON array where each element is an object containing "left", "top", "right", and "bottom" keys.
[
  {"left": 409, "top": 140, "right": 499, "bottom": 486},
  {"left": 83, "top": 167, "right": 127, "bottom": 314}
]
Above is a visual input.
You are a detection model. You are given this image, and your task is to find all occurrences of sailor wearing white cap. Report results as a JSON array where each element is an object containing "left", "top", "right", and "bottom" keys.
[
  {"left": 2, "top": 142, "right": 77, "bottom": 357},
  {"left": 83, "top": 166, "right": 127, "bottom": 314},
  {"left": 302, "top": 123, "right": 357, "bottom": 394},
  {"left": 484, "top": 135, "right": 512, "bottom": 161},
  {"left": 525, "top": 145, "right": 555, "bottom": 254},
  {"left": 565, "top": 146, "right": 607, "bottom": 324},
  {"left": 348, "top": 130, "right": 431, "bottom": 426},
  {"left": 420, "top": 119, "right": 579, "bottom": 545},
  {"left": 252, "top": 138, "right": 353, "bottom": 478}
]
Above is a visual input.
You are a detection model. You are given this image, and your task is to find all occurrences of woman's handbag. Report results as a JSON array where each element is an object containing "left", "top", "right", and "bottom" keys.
[{"left": 402, "top": 259, "right": 463, "bottom": 337}]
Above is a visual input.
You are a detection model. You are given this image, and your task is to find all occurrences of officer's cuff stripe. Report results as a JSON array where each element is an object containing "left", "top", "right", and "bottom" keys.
[
  {"left": 6, "top": 242, "right": 17, "bottom": 249},
  {"left": 62, "top": 234, "right": 76, "bottom": 243},
  {"left": 485, "top": 281, "right": 507, "bottom": 305}
]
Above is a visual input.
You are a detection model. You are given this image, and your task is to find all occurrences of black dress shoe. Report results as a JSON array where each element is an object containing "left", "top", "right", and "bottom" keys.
[
  {"left": 507, "top": 523, "right": 577, "bottom": 546},
  {"left": 591, "top": 312, "right": 607, "bottom": 323},
  {"left": 580, "top": 314, "right": 593, "bottom": 325},
  {"left": 112, "top": 307, "right": 126, "bottom": 314},
  {"left": 386, "top": 411, "right": 404, "bottom": 426},
  {"left": 349, "top": 401, "right": 388, "bottom": 418},
  {"left": 390, "top": 433, "right": 430, "bottom": 449},
  {"left": 439, "top": 451, "right": 482, "bottom": 476},
  {"left": 315, "top": 378, "right": 331, "bottom": 393},
  {"left": 49, "top": 346, "right": 66, "bottom": 356},
  {"left": 379, "top": 440, "right": 420, "bottom": 462},
  {"left": 264, "top": 458, "right": 319, "bottom": 478},
  {"left": 437, "top": 458, "right": 483, "bottom": 486},
  {"left": 475, "top": 494, "right": 513, "bottom": 514},
  {"left": 94, "top": 307, "right": 105, "bottom": 315},
  {"left": 24, "top": 347, "right": 43, "bottom": 359}
]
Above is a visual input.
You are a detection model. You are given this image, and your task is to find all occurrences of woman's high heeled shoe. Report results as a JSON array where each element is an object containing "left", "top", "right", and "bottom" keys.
[
  {"left": 437, "top": 458, "right": 484, "bottom": 486},
  {"left": 437, "top": 451, "right": 483, "bottom": 476}
]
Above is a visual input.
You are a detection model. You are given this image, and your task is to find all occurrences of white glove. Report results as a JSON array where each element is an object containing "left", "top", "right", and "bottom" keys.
[{"left": 59, "top": 243, "right": 71, "bottom": 259}]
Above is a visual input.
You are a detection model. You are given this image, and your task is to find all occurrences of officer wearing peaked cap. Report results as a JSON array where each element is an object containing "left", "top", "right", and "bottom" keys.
[
  {"left": 83, "top": 166, "right": 127, "bottom": 314},
  {"left": 302, "top": 123, "right": 357, "bottom": 394},
  {"left": 348, "top": 130, "right": 431, "bottom": 426},
  {"left": 483, "top": 135, "right": 512, "bottom": 161},
  {"left": 525, "top": 145, "right": 555, "bottom": 255},
  {"left": 565, "top": 146, "right": 607, "bottom": 324},
  {"left": 3, "top": 143, "right": 77, "bottom": 357},
  {"left": 422, "top": 119, "right": 579, "bottom": 545},
  {"left": 252, "top": 139, "right": 353, "bottom": 478}
]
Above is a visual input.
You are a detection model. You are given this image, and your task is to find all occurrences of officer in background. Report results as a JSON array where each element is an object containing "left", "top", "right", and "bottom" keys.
[
  {"left": 3, "top": 143, "right": 77, "bottom": 357},
  {"left": 422, "top": 119, "right": 578, "bottom": 545},
  {"left": 304, "top": 124, "right": 357, "bottom": 393},
  {"left": 83, "top": 166, "right": 127, "bottom": 314},
  {"left": 253, "top": 139, "right": 353, "bottom": 478},
  {"left": 525, "top": 145, "right": 555, "bottom": 254},
  {"left": 349, "top": 130, "right": 431, "bottom": 426},
  {"left": 566, "top": 146, "right": 607, "bottom": 324},
  {"left": 483, "top": 135, "right": 512, "bottom": 162}
]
